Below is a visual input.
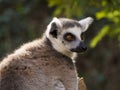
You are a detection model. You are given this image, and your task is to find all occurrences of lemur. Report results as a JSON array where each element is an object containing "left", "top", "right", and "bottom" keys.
[{"left": 0, "top": 17, "right": 93, "bottom": 90}]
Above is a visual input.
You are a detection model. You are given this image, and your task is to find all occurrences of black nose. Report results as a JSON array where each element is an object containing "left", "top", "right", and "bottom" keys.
[
  {"left": 70, "top": 41, "right": 87, "bottom": 53},
  {"left": 80, "top": 42, "right": 87, "bottom": 51}
]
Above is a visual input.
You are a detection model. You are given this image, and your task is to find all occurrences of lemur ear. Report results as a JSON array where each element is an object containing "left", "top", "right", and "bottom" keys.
[
  {"left": 49, "top": 17, "right": 62, "bottom": 38},
  {"left": 50, "top": 22, "right": 58, "bottom": 38},
  {"left": 79, "top": 17, "right": 94, "bottom": 32}
]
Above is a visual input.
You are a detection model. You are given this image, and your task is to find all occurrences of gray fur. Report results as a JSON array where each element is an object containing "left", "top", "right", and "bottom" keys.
[
  {"left": 0, "top": 36, "right": 78, "bottom": 90},
  {"left": 59, "top": 18, "right": 81, "bottom": 29}
]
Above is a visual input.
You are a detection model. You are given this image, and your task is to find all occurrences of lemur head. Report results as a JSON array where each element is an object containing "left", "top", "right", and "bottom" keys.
[{"left": 46, "top": 17, "right": 93, "bottom": 58}]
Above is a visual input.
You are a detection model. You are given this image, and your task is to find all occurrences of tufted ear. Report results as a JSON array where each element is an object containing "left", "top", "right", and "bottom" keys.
[
  {"left": 49, "top": 22, "right": 58, "bottom": 38},
  {"left": 47, "top": 17, "right": 62, "bottom": 38},
  {"left": 79, "top": 17, "right": 94, "bottom": 32}
]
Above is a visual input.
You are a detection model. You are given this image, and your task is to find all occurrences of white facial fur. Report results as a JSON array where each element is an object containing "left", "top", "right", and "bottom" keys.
[
  {"left": 61, "top": 26, "right": 82, "bottom": 50},
  {"left": 45, "top": 17, "right": 93, "bottom": 59},
  {"left": 79, "top": 17, "right": 94, "bottom": 32}
]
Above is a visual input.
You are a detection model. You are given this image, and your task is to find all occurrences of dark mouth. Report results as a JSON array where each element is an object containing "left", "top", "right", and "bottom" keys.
[
  {"left": 70, "top": 47, "right": 87, "bottom": 53},
  {"left": 70, "top": 41, "right": 87, "bottom": 53}
]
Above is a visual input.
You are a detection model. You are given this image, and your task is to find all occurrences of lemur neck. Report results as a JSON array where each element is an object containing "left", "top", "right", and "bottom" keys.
[
  {"left": 53, "top": 44, "right": 76, "bottom": 59},
  {"left": 43, "top": 36, "right": 77, "bottom": 60}
]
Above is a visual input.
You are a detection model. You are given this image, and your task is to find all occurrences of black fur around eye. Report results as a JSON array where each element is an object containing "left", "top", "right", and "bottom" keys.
[
  {"left": 81, "top": 33, "right": 85, "bottom": 40},
  {"left": 64, "top": 33, "right": 75, "bottom": 42}
]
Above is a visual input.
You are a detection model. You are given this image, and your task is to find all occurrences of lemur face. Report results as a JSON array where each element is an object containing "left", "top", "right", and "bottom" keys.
[
  {"left": 46, "top": 17, "right": 93, "bottom": 57},
  {"left": 61, "top": 26, "right": 86, "bottom": 53}
]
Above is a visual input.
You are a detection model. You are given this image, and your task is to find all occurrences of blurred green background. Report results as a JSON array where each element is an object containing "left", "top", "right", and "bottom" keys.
[{"left": 0, "top": 0, "right": 120, "bottom": 90}]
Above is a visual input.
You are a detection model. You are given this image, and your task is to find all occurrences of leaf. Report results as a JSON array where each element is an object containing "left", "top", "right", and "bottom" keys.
[{"left": 90, "top": 25, "right": 109, "bottom": 48}]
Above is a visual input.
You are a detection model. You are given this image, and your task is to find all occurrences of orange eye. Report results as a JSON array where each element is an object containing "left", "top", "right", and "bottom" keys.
[
  {"left": 64, "top": 33, "right": 75, "bottom": 42},
  {"left": 81, "top": 33, "right": 85, "bottom": 40}
]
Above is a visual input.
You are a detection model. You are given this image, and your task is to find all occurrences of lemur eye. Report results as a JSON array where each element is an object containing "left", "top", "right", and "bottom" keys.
[
  {"left": 64, "top": 33, "right": 75, "bottom": 42},
  {"left": 81, "top": 33, "right": 85, "bottom": 40}
]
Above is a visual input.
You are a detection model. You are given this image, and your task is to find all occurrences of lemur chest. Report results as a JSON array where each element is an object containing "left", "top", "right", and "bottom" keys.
[
  {"left": 37, "top": 56, "right": 76, "bottom": 76},
  {"left": 31, "top": 57, "right": 78, "bottom": 90},
  {"left": 12, "top": 54, "right": 78, "bottom": 90}
]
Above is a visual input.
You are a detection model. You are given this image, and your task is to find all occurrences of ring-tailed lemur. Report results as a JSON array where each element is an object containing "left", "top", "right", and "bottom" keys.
[{"left": 0, "top": 17, "right": 93, "bottom": 90}]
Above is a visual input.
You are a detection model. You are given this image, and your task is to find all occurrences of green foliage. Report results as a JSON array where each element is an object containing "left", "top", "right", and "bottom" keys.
[
  {"left": 48, "top": 0, "right": 94, "bottom": 18},
  {"left": 94, "top": 9, "right": 120, "bottom": 47},
  {"left": 90, "top": 25, "right": 109, "bottom": 48},
  {"left": 0, "top": 0, "right": 41, "bottom": 57},
  {"left": 48, "top": 0, "right": 120, "bottom": 47}
]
